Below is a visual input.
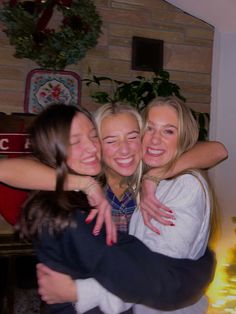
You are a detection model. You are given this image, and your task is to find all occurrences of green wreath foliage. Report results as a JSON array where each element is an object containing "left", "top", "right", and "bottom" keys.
[{"left": 0, "top": 0, "right": 102, "bottom": 70}]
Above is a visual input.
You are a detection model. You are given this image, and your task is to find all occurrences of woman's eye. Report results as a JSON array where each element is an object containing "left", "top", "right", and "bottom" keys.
[
  {"left": 103, "top": 139, "right": 116, "bottom": 144},
  {"left": 91, "top": 134, "right": 99, "bottom": 141},
  {"left": 70, "top": 140, "right": 80, "bottom": 145},
  {"left": 146, "top": 125, "right": 154, "bottom": 132},
  {"left": 128, "top": 135, "right": 138, "bottom": 140},
  {"left": 164, "top": 129, "right": 174, "bottom": 135},
  {"left": 106, "top": 140, "right": 116, "bottom": 144}
]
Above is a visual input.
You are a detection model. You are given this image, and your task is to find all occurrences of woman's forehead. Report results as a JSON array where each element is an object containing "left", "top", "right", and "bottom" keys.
[
  {"left": 71, "top": 112, "right": 95, "bottom": 134},
  {"left": 147, "top": 105, "right": 178, "bottom": 121},
  {"left": 103, "top": 112, "right": 139, "bottom": 126}
]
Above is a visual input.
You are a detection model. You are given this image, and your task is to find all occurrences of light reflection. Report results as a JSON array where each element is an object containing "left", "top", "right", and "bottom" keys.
[{"left": 207, "top": 247, "right": 236, "bottom": 313}]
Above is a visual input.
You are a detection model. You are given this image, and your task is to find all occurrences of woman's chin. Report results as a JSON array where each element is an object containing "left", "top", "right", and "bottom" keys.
[{"left": 143, "top": 157, "right": 162, "bottom": 168}]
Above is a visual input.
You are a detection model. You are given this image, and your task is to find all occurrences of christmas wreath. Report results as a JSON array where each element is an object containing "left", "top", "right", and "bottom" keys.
[{"left": 0, "top": 0, "right": 102, "bottom": 70}]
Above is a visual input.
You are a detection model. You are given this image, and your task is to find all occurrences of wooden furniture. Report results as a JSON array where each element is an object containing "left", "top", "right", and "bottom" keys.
[
  {"left": 0, "top": 231, "right": 36, "bottom": 314},
  {"left": 0, "top": 113, "right": 40, "bottom": 313}
]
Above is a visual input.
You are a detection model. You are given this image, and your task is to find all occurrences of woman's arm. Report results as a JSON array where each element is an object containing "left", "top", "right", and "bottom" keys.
[
  {"left": 133, "top": 173, "right": 211, "bottom": 258},
  {"left": 171, "top": 140, "right": 228, "bottom": 175},
  {"left": 0, "top": 157, "right": 88, "bottom": 190},
  {"left": 75, "top": 278, "right": 131, "bottom": 314},
  {"left": 37, "top": 266, "right": 130, "bottom": 314},
  {"left": 149, "top": 141, "right": 228, "bottom": 179},
  {"left": 140, "top": 141, "right": 227, "bottom": 230},
  {"left": 0, "top": 157, "right": 116, "bottom": 245},
  {"left": 36, "top": 211, "right": 215, "bottom": 311}
]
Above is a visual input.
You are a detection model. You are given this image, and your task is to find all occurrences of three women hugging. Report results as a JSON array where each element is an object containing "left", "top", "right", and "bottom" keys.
[{"left": 0, "top": 96, "right": 227, "bottom": 314}]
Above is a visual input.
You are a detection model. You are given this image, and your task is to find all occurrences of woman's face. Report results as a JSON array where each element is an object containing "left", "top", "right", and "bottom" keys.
[
  {"left": 100, "top": 112, "right": 142, "bottom": 180},
  {"left": 142, "top": 105, "right": 179, "bottom": 168},
  {"left": 67, "top": 112, "right": 101, "bottom": 176}
]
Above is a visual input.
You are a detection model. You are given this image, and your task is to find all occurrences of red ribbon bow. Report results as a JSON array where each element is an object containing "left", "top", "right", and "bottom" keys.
[{"left": 9, "top": 0, "right": 73, "bottom": 32}]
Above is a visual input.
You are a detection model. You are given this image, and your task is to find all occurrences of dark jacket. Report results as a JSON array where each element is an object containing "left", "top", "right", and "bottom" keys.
[{"left": 36, "top": 209, "right": 216, "bottom": 313}]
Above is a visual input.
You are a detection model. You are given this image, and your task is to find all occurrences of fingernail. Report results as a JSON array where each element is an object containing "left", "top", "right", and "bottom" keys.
[
  {"left": 93, "top": 229, "right": 100, "bottom": 235},
  {"left": 108, "top": 240, "right": 113, "bottom": 246},
  {"left": 85, "top": 218, "right": 92, "bottom": 224},
  {"left": 170, "top": 223, "right": 175, "bottom": 226}
]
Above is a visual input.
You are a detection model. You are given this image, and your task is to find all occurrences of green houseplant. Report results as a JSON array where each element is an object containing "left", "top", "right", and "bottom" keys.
[{"left": 84, "top": 70, "right": 210, "bottom": 141}]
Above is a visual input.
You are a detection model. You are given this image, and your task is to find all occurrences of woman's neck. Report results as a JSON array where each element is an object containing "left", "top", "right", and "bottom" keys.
[{"left": 105, "top": 171, "right": 128, "bottom": 199}]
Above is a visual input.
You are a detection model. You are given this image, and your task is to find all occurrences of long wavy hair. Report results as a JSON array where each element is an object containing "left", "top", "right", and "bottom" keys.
[
  {"left": 17, "top": 104, "right": 94, "bottom": 239},
  {"left": 143, "top": 96, "right": 218, "bottom": 246}
]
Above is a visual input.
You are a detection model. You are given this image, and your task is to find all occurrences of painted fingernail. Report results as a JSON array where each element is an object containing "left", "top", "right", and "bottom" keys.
[
  {"left": 170, "top": 223, "right": 175, "bottom": 226},
  {"left": 85, "top": 218, "right": 92, "bottom": 224},
  {"left": 108, "top": 240, "right": 113, "bottom": 246}
]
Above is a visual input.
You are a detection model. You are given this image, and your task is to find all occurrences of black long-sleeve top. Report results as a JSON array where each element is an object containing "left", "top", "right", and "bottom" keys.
[{"left": 35, "top": 209, "right": 215, "bottom": 313}]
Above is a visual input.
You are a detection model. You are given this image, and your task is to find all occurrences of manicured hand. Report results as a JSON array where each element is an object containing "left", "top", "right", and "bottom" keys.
[
  {"left": 84, "top": 179, "right": 117, "bottom": 246},
  {"left": 140, "top": 178, "right": 175, "bottom": 234}
]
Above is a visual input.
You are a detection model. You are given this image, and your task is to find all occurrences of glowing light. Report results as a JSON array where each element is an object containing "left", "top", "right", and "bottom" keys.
[{"left": 207, "top": 245, "right": 236, "bottom": 313}]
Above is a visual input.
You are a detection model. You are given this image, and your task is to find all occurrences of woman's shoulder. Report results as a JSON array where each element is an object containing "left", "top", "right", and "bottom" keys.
[
  {"left": 173, "top": 171, "right": 207, "bottom": 188},
  {"left": 160, "top": 171, "right": 209, "bottom": 202}
]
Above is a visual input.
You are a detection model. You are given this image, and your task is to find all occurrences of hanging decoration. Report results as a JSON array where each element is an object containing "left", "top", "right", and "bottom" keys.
[
  {"left": 0, "top": 0, "right": 102, "bottom": 70},
  {"left": 24, "top": 69, "right": 81, "bottom": 113}
]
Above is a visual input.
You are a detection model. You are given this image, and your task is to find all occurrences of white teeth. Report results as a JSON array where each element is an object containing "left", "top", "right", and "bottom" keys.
[
  {"left": 83, "top": 157, "right": 96, "bottom": 163},
  {"left": 147, "top": 148, "right": 163, "bottom": 155},
  {"left": 117, "top": 157, "right": 133, "bottom": 164}
]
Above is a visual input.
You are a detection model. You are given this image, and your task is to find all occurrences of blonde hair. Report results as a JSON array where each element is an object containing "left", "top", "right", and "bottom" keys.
[
  {"left": 143, "top": 96, "right": 199, "bottom": 173},
  {"left": 94, "top": 102, "right": 143, "bottom": 194},
  {"left": 144, "top": 96, "right": 218, "bottom": 246}
]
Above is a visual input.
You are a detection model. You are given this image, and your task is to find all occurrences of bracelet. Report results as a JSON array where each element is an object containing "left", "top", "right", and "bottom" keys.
[
  {"left": 142, "top": 174, "right": 161, "bottom": 185},
  {"left": 84, "top": 181, "right": 98, "bottom": 194}
]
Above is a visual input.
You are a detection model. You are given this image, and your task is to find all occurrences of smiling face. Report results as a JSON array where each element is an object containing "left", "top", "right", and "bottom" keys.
[
  {"left": 142, "top": 105, "right": 179, "bottom": 168},
  {"left": 100, "top": 112, "right": 142, "bottom": 182},
  {"left": 67, "top": 112, "right": 101, "bottom": 176}
]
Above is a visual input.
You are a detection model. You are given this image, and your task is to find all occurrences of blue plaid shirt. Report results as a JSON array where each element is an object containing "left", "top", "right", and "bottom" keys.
[{"left": 104, "top": 184, "right": 137, "bottom": 234}]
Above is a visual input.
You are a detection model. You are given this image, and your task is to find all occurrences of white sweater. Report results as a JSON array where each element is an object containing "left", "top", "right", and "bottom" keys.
[{"left": 75, "top": 172, "right": 211, "bottom": 314}]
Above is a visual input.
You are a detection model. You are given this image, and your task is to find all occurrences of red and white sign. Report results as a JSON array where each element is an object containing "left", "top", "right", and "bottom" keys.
[{"left": 0, "top": 133, "right": 31, "bottom": 154}]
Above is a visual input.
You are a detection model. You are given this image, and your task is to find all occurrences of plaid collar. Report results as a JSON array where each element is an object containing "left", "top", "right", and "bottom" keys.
[{"left": 104, "top": 184, "right": 137, "bottom": 215}]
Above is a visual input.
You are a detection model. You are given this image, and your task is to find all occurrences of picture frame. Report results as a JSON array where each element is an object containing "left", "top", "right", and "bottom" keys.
[
  {"left": 24, "top": 69, "right": 81, "bottom": 114},
  {"left": 132, "top": 36, "right": 164, "bottom": 72}
]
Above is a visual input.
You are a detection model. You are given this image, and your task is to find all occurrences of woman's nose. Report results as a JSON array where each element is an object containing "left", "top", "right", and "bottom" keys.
[
  {"left": 119, "top": 140, "right": 130, "bottom": 155},
  {"left": 151, "top": 131, "right": 161, "bottom": 144},
  {"left": 86, "top": 139, "right": 98, "bottom": 152}
]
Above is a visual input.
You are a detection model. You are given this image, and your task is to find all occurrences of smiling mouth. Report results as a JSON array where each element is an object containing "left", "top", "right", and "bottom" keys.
[
  {"left": 116, "top": 157, "right": 134, "bottom": 165},
  {"left": 146, "top": 148, "right": 164, "bottom": 156},
  {"left": 82, "top": 156, "right": 99, "bottom": 164}
]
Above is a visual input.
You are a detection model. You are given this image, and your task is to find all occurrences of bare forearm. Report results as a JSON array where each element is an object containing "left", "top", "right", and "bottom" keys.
[
  {"left": 148, "top": 141, "right": 228, "bottom": 179},
  {"left": 173, "top": 141, "right": 228, "bottom": 174},
  {"left": 0, "top": 157, "right": 93, "bottom": 191},
  {"left": 0, "top": 158, "right": 56, "bottom": 189}
]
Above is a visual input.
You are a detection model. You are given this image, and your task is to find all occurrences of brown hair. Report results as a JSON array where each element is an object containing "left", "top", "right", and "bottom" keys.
[{"left": 17, "top": 104, "right": 94, "bottom": 239}]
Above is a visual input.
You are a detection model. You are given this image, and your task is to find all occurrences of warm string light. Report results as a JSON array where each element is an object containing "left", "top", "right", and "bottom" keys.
[{"left": 207, "top": 248, "right": 236, "bottom": 313}]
